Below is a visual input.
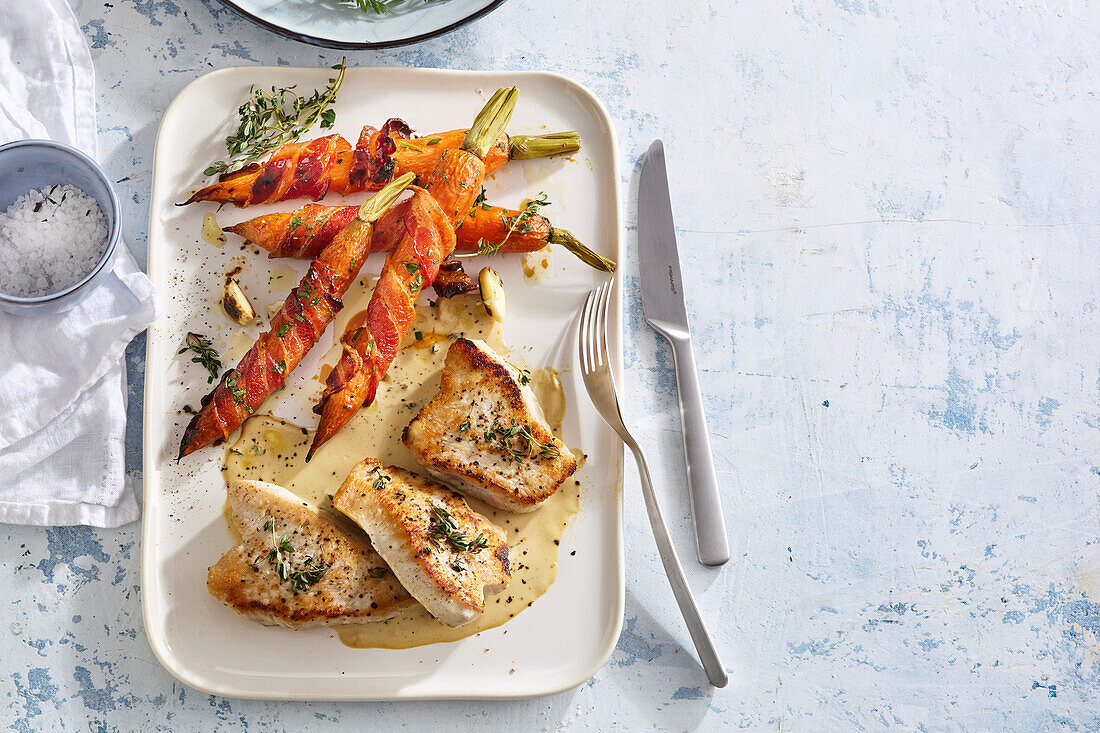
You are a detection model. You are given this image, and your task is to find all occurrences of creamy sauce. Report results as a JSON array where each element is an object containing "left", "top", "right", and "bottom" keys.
[
  {"left": 522, "top": 245, "right": 553, "bottom": 283},
  {"left": 221, "top": 293, "right": 579, "bottom": 649}
]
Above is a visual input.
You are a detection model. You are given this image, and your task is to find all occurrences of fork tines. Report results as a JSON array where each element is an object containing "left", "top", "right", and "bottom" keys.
[{"left": 579, "top": 280, "right": 613, "bottom": 375}]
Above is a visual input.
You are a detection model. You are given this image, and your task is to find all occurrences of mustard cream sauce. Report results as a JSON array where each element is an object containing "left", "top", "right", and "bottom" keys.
[{"left": 221, "top": 292, "right": 579, "bottom": 649}]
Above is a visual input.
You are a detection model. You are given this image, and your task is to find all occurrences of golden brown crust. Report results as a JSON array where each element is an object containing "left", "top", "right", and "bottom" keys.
[
  {"left": 402, "top": 338, "right": 577, "bottom": 512},
  {"left": 333, "top": 459, "right": 509, "bottom": 624},
  {"left": 207, "top": 479, "right": 414, "bottom": 628}
]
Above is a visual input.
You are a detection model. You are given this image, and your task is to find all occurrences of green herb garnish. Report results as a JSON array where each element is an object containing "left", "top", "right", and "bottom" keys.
[
  {"left": 264, "top": 518, "right": 295, "bottom": 581},
  {"left": 178, "top": 332, "right": 222, "bottom": 384},
  {"left": 428, "top": 506, "right": 485, "bottom": 553},
  {"left": 203, "top": 59, "right": 347, "bottom": 177},
  {"left": 371, "top": 466, "right": 391, "bottom": 491},
  {"left": 481, "top": 419, "right": 559, "bottom": 462},
  {"left": 224, "top": 374, "right": 247, "bottom": 406},
  {"left": 263, "top": 518, "right": 330, "bottom": 590},
  {"left": 289, "top": 556, "right": 330, "bottom": 591}
]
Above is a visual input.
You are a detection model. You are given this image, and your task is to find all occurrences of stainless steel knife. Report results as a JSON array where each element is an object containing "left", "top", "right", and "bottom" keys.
[{"left": 638, "top": 139, "right": 730, "bottom": 566}]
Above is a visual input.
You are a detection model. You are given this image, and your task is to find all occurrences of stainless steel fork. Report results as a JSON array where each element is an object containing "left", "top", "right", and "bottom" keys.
[{"left": 578, "top": 281, "right": 728, "bottom": 688}]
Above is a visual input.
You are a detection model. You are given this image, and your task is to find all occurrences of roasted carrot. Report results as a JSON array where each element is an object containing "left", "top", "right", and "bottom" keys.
[
  {"left": 226, "top": 199, "right": 615, "bottom": 272},
  {"left": 229, "top": 201, "right": 546, "bottom": 258},
  {"left": 307, "top": 187, "right": 458, "bottom": 458},
  {"left": 307, "top": 88, "right": 518, "bottom": 460},
  {"left": 176, "top": 173, "right": 415, "bottom": 458},
  {"left": 183, "top": 122, "right": 579, "bottom": 207}
]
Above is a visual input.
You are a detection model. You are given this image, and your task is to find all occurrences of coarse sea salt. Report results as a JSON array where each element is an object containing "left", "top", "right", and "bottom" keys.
[{"left": 0, "top": 184, "right": 109, "bottom": 298}]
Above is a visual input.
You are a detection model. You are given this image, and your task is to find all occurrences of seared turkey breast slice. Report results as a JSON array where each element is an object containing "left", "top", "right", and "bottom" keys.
[
  {"left": 332, "top": 459, "right": 510, "bottom": 627},
  {"left": 207, "top": 479, "right": 413, "bottom": 628},
  {"left": 402, "top": 338, "right": 577, "bottom": 513}
]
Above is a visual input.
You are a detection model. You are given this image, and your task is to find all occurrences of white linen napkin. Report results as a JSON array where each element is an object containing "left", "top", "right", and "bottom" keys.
[{"left": 0, "top": 0, "right": 158, "bottom": 527}]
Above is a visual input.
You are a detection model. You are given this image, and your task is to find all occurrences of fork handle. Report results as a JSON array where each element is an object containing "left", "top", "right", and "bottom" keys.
[
  {"left": 627, "top": 439, "right": 729, "bottom": 688},
  {"left": 663, "top": 332, "right": 731, "bottom": 566}
]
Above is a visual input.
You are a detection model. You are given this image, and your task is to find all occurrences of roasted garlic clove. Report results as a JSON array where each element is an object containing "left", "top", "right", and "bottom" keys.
[
  {"left": 478, "top": 267, "right": 505, "bottom": 322},
  {"left": 222, "top": 277, "right": 255, "bottom": 325}
]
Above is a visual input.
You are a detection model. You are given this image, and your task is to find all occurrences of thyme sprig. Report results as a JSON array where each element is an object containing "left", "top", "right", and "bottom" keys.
[
  {"left": 261, "top": 518, "right": 331, "bottom": 590},
  {"left": 428, "top": 506, "right": 488, "bottom": 554},
  {"left": 350, "top": 0, "right": 442, "bottom": 15},
  {"left": 263, "top": 518, "right": 295, "bottom": 581},
  {"left": 203, "top": 60, "right": 347, "bottom": 177},
  {"left": 351, "top": 0, "right": 400, "bottom": 13},
  {"left": 483, "top": 419, "right": 560, "bottom": 462},
  {"left": 473, "top": 192, "right": 550, "bottom": 256},
  {"left": 289, "top": 556, "right": 330, "bottom": 591},
  {"left": 178, "top": 332, "right": 222, "bottom": 383}
]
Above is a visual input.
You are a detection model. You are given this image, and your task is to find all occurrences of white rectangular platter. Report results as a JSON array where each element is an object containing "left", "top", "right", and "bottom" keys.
[{"left": 142, "top": 66, "right": 624, "bottom": 700}]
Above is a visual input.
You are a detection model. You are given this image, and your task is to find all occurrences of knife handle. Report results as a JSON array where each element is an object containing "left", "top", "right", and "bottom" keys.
[{"left": 662, "top": 330, "right": 731, "bottom": 566}]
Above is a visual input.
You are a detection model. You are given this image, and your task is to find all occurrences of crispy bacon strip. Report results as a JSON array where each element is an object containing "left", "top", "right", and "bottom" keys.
[
  {"left": 227, "top": 200, "right": 550, "bottom": 259},
  {"left": 177, "top": 175, "right": 415, "bottom": 458},
  {"left": 308, "top": 142, "right": 491, "bottom": 459},
  {"left": 431, "top": 258, "right": 479, "bottom": 298},
  {"left": 184, "top": 134, "right": 351, "bottom": 206},
  {"left": 345, "top": 119, "right": 413, "bottom": 194},
  {"left": 184, "top": 122, "right": 510, "bottom": 207}
]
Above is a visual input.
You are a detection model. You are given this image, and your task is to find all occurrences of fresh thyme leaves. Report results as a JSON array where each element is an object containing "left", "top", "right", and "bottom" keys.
[
  {"left": 475, "top": 238, "right": 502, "bottom": 256},
  {"left": 370, "top": 466, "right": 391, "bottom": 491},
  {"left": 178, "top": 332, "right": 222, "bottom": 383},
  {"left": 262, "top": 518, "right": 330, "bottom": 590},
  {"left": 482, "top": 419, "right": 559, "bottom": 462},
  {"left": 428, "top": 506, "right": 487, "bottom": 554},
  {"left": 368, "top": 566, "right": 390, "bottom": 579},
  {"left": 203, "top": 59, "right": 347, "bottom": 177},
  {"left": 263, "top": 518, "right": 294, "bottom": 581},
  {"left": 459, "top": 416, "right": 471, "bottom": 432},
  {"left": 289, "top": 556, "right": 330, "bottom": 591},
  {"left": 517, "top": 368, "right": 531, "bottom": 386},
  {"left": 465, "top": 193, "right": 551, "bottom": 258},
  {"left": 499, "top": 192, "right": 549, "bottom": 247}
]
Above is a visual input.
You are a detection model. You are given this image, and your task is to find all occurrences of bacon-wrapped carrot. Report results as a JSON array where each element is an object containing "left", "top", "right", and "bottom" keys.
[
  {"left": 223, "top": 198, "right": 613, "bottom": 272},
  {"left": 183, "top": 122, "right": 579, "bottom": 208},
  {"left": 307, "top": 88, "right": 519, "bottom": 460},
  {"left": 177, "top": 173, "right": 415, "bottom": 459}
]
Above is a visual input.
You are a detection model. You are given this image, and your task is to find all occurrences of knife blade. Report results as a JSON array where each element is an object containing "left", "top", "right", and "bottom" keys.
[{"left": 638, "top": 139, "right": 730, "bottom": 566}]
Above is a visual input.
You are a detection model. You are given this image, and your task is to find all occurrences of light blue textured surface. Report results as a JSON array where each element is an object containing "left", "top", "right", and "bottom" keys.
[{"left": 3, "top": 0, "right": 1099, "bottom": 729}]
